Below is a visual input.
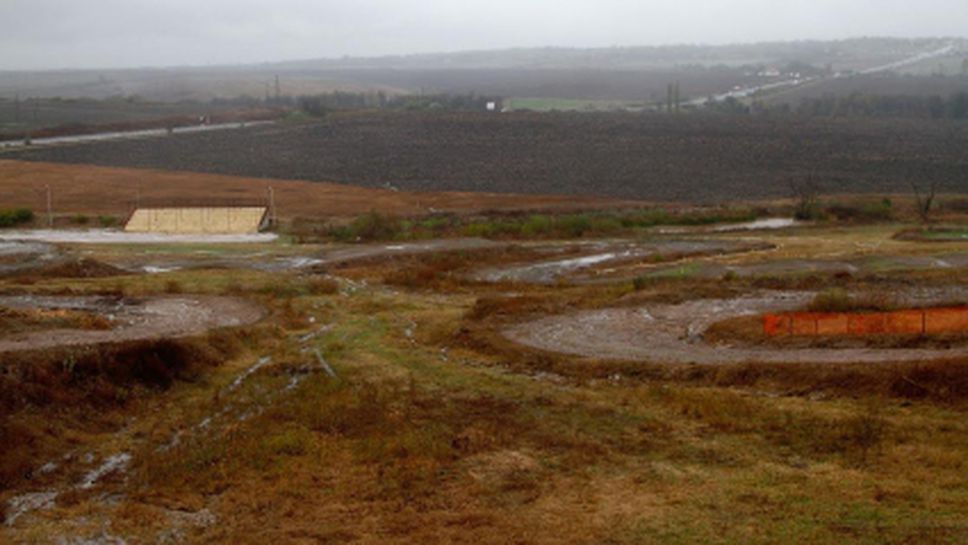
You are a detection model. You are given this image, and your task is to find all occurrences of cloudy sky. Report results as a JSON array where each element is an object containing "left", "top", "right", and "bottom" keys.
[{"left": 1, "top": 0, "right": 966, "bottom": 70}]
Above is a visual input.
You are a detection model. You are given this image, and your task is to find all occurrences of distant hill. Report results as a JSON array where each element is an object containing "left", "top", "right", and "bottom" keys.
[{"left": 0, "top": 37, "right": 965, "bottom": 108}]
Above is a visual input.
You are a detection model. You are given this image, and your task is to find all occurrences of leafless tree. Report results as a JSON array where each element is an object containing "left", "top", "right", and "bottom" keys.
[
  {"left": 790, "top": 178, "right": 822, "bottom": 220},
  {"left": 911, "top": 181, "right": 939, "bottom": 224}
]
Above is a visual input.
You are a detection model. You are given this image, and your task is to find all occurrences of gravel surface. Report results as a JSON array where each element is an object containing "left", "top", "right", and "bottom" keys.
[
  {"left": 0, "top": 295, "right": 264, "bottom": 353},
  {"left": 504, "top": 288, "right": 968, "bottom": 364}
]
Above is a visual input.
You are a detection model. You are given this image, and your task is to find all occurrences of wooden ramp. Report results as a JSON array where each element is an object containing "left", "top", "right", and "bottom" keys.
[{"left": 125, "top": 207, "right": 268, "bottom": 234}]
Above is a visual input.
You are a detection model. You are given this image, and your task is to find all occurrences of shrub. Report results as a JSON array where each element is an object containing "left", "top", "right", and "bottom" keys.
[
  {"left": 632, "top": 275, "right": 655, "bottom": 291},
  {"left": 98, "top": 215, "right": 119, "bottom": 228},
  {"left": 163, "top": 280, "right": 184, "bottom": 294},
  {"left": 0, "top": 208, "right": 34, "bottom": 228},
  {"left": 943, "top": 198, "right": 968, "bottom": 212},
  {"left": 71, "top": 214, "right": 90, "bottom": 225},
  {"left": 807, "top": 288, "right": 853, "bottom": 313},
  {"left": 520, "top": 215, "right": 553, "bottom": 237},
  {"left": 306, "top": 276, "right": 340, "bottom": 295},
  {"left": 827, "top": 199, "right": 894, "bottom": 223},
  {"left": 338, "top": 211, "right": 403, "bottom": 242},
  {"left": 558, "top": 214, "right": 593, "bottom": 237}
]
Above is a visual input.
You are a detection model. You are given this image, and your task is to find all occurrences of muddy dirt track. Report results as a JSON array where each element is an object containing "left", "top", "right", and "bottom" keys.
[
  {"left": 0, "top": 295, "right": 263, "bottom": 354},
  {"left": 505, "top": 288, "right": 968, "bottom": 364}
]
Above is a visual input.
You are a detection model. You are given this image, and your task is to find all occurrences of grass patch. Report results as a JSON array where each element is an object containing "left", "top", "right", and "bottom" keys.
[
  {"left": 315, "top": 208, "right": 762, "bottom": 243},
  {"left": 0, "top": 208, "right": 33, "bottom": 228}
]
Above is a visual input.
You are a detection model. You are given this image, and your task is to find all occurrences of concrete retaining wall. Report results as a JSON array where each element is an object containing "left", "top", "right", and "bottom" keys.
[
  {"left": 124, "top": 207, "right": 268, "bottom": 234},
  {"left": 764, "top": 307, "right": 968, "bottom": 337}
]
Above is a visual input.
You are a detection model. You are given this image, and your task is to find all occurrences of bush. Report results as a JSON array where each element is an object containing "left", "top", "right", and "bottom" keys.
[
  {"left": 807, "top": 288, "right": 854, "bottom": 313},
  {"left": 632, "top": 275, "right": 655, "bottom": 291},
  {"left": 520, "top": 215, "right": 554, "bottom": 237},
  {"left": 306, "top": 276, "right": 340, "bottom": 295},
  {"left": 0, "top": 208, "right": 33, "bottom": 228},
  {"left": 98, "top": 215, "right": 119, "bottom": 228},
  {"left": 557, "top": 214, "right": 593, "bottom": 237},
  {"left": 827, "top": 199, "right": 894, "bottom": 223},
  {"left": 340, "top": 211, "right": 403, "bottom": 242},
  {"left": 71, "top": 214, "right": 90, "bottom": 225},
  {"left": 164, "top": 280, "right": 184, "bottom": 294},
  {"left": 943, "top": 198, "right": 968, "bottom": 212}
]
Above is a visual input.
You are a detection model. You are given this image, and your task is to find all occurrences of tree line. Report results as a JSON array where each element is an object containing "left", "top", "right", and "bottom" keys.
[
  {"left": 294, "top": 92, "right": 502, "bottom": 116},
  {"left": 787, "top": 92, "right": 968, "bottom": 119}
]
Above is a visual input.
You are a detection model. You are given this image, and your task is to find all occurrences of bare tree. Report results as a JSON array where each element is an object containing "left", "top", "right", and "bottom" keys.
[
  {"left": 790, "top": 178, "right": 822, "bottom": 220},
  {"left": 911, "top": 181, "right": 939, "bottom": 224}
]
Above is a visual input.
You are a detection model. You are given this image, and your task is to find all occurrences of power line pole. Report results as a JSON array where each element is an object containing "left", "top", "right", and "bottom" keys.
[
  {"left": 274, "top": 75, "right": 281, "bottom": 102},
  {"left": 267, "top": 186, "right": 276, "bottom": 228},
  {"left": 44, "top": 185, "right": 52, "bottom": 227}
]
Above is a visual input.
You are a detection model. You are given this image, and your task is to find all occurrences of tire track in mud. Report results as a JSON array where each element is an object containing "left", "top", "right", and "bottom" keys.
[{"left": 504, "top": 289, "right": 968, "bottom": 364}]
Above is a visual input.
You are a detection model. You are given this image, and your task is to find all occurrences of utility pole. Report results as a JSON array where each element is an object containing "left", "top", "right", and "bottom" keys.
[
  {"left": 266, "top": 186, "right": 276, "bottom": 228},
  {"left": 666, "top": 83, "right": 673, "bottom": 113},
  {"left": 264, "top": 82, "right": 271, "bottom": 103},
  {"left": 13, "top": 93, "right": 19, "bottom": 123},
  {"left": 274, "top": 75, "right": 281, "bottom": 102},
  {"left": 674, "top": 81, "right": 681, "bottom": 113},
  {"left": 44, "top": 185, "right": 52, "bottom": 227}
]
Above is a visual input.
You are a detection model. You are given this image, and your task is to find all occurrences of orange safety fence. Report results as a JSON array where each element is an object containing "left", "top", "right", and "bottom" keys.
[{"left": 764, "top": 307, "right": 968, "bottom": 337}]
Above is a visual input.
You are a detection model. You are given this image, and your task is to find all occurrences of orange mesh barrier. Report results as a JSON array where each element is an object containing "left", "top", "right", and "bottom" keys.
[{"left": 764, "top": 307, "right": 968, "bottom": 337}]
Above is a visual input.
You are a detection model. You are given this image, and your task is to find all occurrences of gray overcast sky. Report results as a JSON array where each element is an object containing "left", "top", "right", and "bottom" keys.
[{"left": 1, "top": 0, "right": 967, "bottom": 70}]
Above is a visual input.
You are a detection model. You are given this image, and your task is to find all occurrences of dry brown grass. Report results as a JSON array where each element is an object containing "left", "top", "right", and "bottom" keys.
[
  {"left": 0, "top": 159, "right": 635, "bottom": 221},
  {"left": 0, "top": 328, "right": 248, "bottom": 490}
]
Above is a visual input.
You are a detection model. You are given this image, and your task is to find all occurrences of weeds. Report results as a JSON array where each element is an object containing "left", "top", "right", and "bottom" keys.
[
  {"left": 321, "top": 207, "right": 762, "bottom": 243},
  {"left": 808, "top": 288, "right": 854, "bottom": 312},
  {"left": 163, "top": 280, "right": 184, "bottom": 294},
  {"left": 0, "top": 208, "right": 34, "bottom": 228}
]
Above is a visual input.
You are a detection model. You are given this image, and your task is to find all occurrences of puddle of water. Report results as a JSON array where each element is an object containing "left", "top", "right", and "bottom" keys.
[
  {"left": 78, "top": 453, "right": 131, "bottom": 490},
  {"left": 227, "top": 356, "right": 272, "bottom": 392},
  {"left": 713, "top": 218, "right": 799, "bottom": 232},
  {"left": 478, "top": 252, "right": 622, "bottom": 283},
  {"left": 5, "top": 491, "right": 59, "bottom": 526},
  {"left": 0, "top": 230, "right": 277, "bottom": 244},
  {"left": 143, "top": 265, "right": 183, "bottom": 274}
]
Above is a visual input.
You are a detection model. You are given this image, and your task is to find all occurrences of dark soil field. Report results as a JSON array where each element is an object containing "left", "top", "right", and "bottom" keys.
[{"left": 8, "top": 111, "right": 968, "bottom": 202}]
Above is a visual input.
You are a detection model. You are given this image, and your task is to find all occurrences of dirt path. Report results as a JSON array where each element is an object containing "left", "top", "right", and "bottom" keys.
[
  {"left": 504, "top": 289, "right": 968, "bottom": 364},
  {"left": 0, "top": 295, "right": 264, "bottom": 353}
]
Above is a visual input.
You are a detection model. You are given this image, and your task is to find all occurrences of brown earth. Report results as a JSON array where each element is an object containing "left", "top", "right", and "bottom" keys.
[{"left": 0, "top": 160, "right": 641, "bottom": 222}]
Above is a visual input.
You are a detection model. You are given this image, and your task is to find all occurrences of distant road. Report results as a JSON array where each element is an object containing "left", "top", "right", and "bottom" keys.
[
  {"left": 693, "top": 43, "right": 958, "bottom": 106},
  {"left": 0, "top": 120, "right": 275, "bottom": 150}
]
